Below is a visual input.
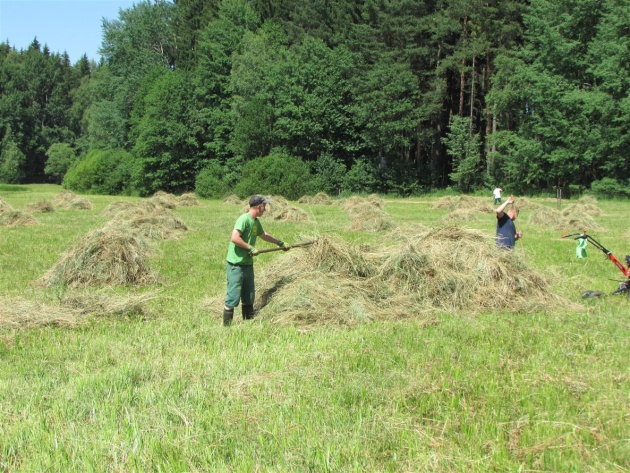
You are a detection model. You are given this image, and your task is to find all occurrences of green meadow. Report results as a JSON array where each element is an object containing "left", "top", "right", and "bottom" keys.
[{"left": 1, "top": 185, "right": 628, "bottom": 472}]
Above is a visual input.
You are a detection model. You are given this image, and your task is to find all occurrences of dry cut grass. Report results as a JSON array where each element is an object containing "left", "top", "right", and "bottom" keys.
[
  {"left": 0, "top": 291, "right": 156, "bottom": 329},
  {"left": 253, "top": 225, "right": 572, "bottom": 326}
]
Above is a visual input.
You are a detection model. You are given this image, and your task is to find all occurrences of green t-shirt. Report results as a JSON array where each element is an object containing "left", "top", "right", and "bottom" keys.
[{"left": 226, "top": 212, "right": 264, "bottom": 265}]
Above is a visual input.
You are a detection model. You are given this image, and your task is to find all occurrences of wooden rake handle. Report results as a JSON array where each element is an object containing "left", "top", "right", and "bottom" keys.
[{"left": 252, "top": 240, "right": 317, "bottom": 256}]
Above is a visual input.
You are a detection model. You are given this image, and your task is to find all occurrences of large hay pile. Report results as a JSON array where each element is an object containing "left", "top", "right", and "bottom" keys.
[
  {"left": 0, "top": 210, "right": 38, "bottom": 226},
  {"left": 0, "top": 292, "right": 155, "bottom": 329},
  {"left": 52, "top": 190, "right": 93, "bottom": 210},
  {"left": 524, "top": 200, "right": 606, "bottom": 232},
  {"left": 37, "top": 228, "right": 158, "bottom": 288},
  {"left": 253, "top": 226, "right": 567, "bottom": 326}
]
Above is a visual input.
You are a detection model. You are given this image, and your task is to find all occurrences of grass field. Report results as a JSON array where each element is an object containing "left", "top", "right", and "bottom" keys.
[{"left": 1, "top": 185, "right": 628, "bottom": 472}]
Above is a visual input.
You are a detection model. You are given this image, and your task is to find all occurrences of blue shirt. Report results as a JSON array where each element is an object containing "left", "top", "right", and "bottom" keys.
[{"left": 496, "top": 213, "right": 516, "bottom": 249}]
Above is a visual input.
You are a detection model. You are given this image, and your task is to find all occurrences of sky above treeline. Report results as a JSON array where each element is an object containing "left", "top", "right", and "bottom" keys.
[{"left": 0, "top": 0, "right": 137, "bottom": 63}]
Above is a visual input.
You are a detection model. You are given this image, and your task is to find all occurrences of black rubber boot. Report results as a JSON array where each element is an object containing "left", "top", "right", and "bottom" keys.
[
  {"left": 223, "top": 308, "right": 234, "bottom": 326},
  {"left": 242, "top": 304, "right": 255, "bottom": 320}
]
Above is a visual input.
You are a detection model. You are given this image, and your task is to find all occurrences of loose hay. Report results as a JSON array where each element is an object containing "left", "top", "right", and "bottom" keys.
[
  {"left": 37, "top": 228, "right": 158, "bottom": 288},
  {"left": 23, "top": 200, "right": 54, "bottom": 213},
  {"left": 0, "top": 291, "right": 156, "bottom": 329},
  {"left": 150, "top": 191, "right": 178, "bottom": 209},
  {"left": 432, "top": 195, "right": 494, "bottom": 213},
  {"left": 0, "top": 210, "right": 38, "bottom": 226},
  {"left": 252, "top": 226, "right": 573, "bottom": 326}
]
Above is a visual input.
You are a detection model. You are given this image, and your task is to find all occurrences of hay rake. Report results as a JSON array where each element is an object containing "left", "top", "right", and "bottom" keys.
[{"left": 562, "top": 231, "right": 630, "bottom": 298}]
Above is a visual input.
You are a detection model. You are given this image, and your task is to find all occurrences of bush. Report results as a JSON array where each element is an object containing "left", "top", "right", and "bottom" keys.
[
  {"left": 234, "top": 150, "right": 313, "bottom": 200},
  {"left": 63, "top": 149, "right": 134, "bottom": 195},
  {"left": 590, "top": 177, "right": 629, "bottom": 199}
]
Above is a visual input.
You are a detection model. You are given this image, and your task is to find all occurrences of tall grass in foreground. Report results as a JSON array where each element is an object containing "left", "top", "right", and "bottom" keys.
[{"left": 0, "top": 186, "right": 628, "bottom": 472}]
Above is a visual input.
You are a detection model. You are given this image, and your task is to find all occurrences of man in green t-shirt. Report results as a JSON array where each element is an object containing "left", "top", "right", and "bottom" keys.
[{"left": 223, "top": 194, "right": 288, "bottom": 326}]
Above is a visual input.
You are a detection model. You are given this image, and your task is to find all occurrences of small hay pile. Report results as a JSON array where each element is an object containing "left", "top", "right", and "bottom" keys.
[
  {"left": 0, "top": 196, "right": 13, "bottom": 212},
  {"left": 101, "top": 201, "right": 137, "bottom": 217},
  {"left": 560, "top": 209, "right": 605, "bottom": 232},
  {"left": 51, "top": 190, "right": 93, "bottom": 210},
  {"left": 253, "top": 226, "right": 568, "bottom": 326},
  {"left": 298, "top": 192, "right": 333, "bottom": 205},
  {"left": 578, "top": 195, "right": 598, "bottom": 204},
  {"left": 258, "top": 195, "right": 309, "bottom": 222},
  {"left": 108, "top": 211, "right": 188, "bottom": 240},
  {"left": 0, "top": 210, "right": 38, "bottom": 226},
  {"left": 223, "top": 194, "right": 244, "bottom": 205},
  {"left": 349, "top": 205, "right": 396, "bottom": 232},
  {"left": 0, "top": 291, "right": 155, "bottom": 329},
  {"left": 432, "top": 195, "right": 494, "bottom": 213},
  {"left": 177, "top": 192, "right": 201, "bottom": 206},
  {"left": 562, "top": 203, "right": 602, "bottom": 217},
  {"left": 37, "top": 228, "right": 158, "bottom": 288},
  {"left": 23, "top": 200, "right": 54, "bottom": 213},
  {"left": 337, "top": 196, "right": 394, "bottom": 232},
  {"left": 150, "top": 191, "right": 178, "bottom": 209}
]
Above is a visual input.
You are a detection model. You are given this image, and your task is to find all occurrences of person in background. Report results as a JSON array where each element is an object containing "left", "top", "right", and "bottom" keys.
[
  {"left": 493, "top": 186, "right": 503, "bottom": 205},
  {"left": 496, "top": 195, "right": 522, "bottom": 249},
  {"left": 223, "top": 194, "right": 288, "bottom": 326}
]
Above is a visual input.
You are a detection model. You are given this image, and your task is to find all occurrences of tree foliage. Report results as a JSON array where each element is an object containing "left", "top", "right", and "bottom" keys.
[{"left": 2, "top": 0, "right": 630, "bottom": 196}]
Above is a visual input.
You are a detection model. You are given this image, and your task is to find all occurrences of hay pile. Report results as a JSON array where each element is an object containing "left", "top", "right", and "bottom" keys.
[
  {"left": 101, "top": 201, "right": 136, "bottom": 217},
  {"left": 107, "top": 211, "right": 188, "bottom": 240},
  {"left": 250, "top": 195, "right": 309, "bottom": 222},
  {"left": 298, "top": 192, "right": 333, "bottom": 205},
  {"left": 253, "top": 226, "right": 567, "bottom": 326},
  {"left": 432, "top": 195, "right": 494, "bottom": 213},
  {"left": 0, "top": 197, "right": 14, "bottom": 212},
  {"left": 177, "top": 192, "right": 200, "bottom": 206},
  {"left": 0, "top": 210, "right": 38, "bottom": 226},
  {"left": 337, "top": 196, "right": 394, "bottom": 232},
  {"left": 562, "top": 203, "right": 602, "bottom": 218},
  {"left": 51, "top": 190, "right": 93, "bottom": 210},
  {"left": 223, "top": 194, "right": 244, "bottom": 205},
  {"left": 526, "top": 202, "right": 606, "bottom": 231},
  {"left": 0, "top": 292, "right": 155, "bottom": 329},
  {"left": 150, "top": 191, "right": 178, "bottom": 209},
  {"left": 37, "top": 228, "right": 158, "bottom": 288},
  {"left": 24, "top": 200, "right": 54, "bottom": 213}
]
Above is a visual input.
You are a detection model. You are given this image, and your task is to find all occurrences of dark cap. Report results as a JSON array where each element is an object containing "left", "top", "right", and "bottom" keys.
[{"left": 249, "top": 194, "right": 270, "bottom": 207}]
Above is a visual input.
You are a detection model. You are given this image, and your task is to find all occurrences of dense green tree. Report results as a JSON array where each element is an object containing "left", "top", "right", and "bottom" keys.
[{"left": 131, "top": 70, "right": 201, "bottom": 195}]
